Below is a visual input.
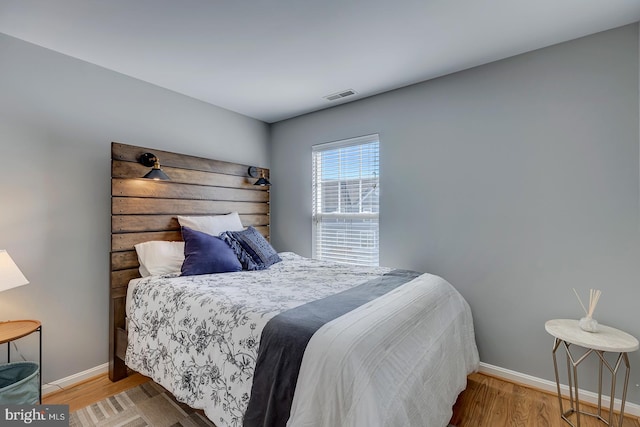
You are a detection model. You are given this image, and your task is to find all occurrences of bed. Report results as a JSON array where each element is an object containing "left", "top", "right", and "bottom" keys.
[{"left": 110, "top": 142, "right": 479, "bottom": 427}]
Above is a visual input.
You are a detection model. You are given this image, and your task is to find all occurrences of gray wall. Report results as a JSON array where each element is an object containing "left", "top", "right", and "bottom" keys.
[
  {"left": 0, "top": 33, "right": 269, "bottom": 384},
  {"left": 270, "top": 24, "right": 640, "bottom": 402}
]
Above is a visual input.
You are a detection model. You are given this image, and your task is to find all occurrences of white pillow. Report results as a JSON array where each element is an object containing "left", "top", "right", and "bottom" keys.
[
  {"left": 177, "top": 212, "right": 244, "bottom": 236},
  {"left": 134, "top": 241, "right": 185, "bottom": 277}
]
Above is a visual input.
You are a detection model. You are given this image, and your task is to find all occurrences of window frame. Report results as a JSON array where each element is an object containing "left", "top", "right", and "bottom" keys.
[{"left": 311, "top": 133, "right": 380, "bottom": 266}]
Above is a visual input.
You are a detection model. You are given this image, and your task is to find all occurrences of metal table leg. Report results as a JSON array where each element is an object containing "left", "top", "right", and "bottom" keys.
[{"left": 552, "top": 338, "right": 632, "bottom": 427}]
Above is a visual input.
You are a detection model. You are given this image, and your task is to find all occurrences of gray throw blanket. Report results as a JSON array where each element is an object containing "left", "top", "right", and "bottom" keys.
[{"left": 243, "top": 269, "right": 421, "bottom": 427}]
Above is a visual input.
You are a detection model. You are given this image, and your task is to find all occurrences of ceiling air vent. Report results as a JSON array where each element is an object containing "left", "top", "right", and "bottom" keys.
[{"left": 324, "top": 89, "right": 357, "bottom": 102}]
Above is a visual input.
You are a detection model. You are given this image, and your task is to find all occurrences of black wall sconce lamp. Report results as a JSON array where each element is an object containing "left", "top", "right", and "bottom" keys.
[
  {"left": 139, "top": 153, "right": 170, "bottom": 180},
  {"left": 248, "top": 166, "right": 271, "bottom": 186}
]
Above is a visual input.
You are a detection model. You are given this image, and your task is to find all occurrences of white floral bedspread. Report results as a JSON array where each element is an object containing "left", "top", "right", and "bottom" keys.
[{"left": 125, "top": 252, "right": 390, "bottom": 427}]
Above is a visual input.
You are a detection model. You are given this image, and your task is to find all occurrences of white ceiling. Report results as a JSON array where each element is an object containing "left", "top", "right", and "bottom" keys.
[{"left": 1, "top": 1, "right": 639, "bottom": 123}]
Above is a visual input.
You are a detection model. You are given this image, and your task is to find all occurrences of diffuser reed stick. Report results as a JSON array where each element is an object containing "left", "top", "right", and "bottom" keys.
[
  {"left": 587, "top": 289, "right": 601, "bottom": 317},
  {"left": 573, "top": 288, "right": 588, "bottom": 315}
]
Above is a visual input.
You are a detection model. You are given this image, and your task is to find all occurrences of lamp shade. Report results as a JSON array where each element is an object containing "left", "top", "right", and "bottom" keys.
[
  {"left": 253, "top": 171, "right": 271, "bottom": 186},
  {"left": 143, "top": 166, "right": 170, "bottom": 181},
  {"left": 254, "top": 177, "right": 271, "bottom": 186},
  {"left": 0, "top": 250, "right": 29, "bottom": 292},
  {"left": 139, "top": 153, "right": 170, "bottom": 180}
]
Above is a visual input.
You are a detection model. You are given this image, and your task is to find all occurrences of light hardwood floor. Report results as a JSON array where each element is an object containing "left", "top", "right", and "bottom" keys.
[
  {"left": 452, "top": 373, "right": 640, "bottom": 427},
  {"left": 42, "top": 372, "right": 150, "bottom": 412},
  {"left": 43, "top": 371, "right": 640, "bottom": 426}
]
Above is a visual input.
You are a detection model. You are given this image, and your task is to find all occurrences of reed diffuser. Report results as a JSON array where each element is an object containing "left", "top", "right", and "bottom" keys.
[{"left": 573, "top": 288, "right": 601, "bottom": 332}]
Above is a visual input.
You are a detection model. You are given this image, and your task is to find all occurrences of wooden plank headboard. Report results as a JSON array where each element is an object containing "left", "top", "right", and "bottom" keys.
[{"left": 109, "top": 142, "right": 270, "bottom": 381}]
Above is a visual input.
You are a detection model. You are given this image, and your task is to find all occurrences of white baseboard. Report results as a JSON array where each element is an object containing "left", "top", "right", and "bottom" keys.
[
  {"left": 41, "top": 363, "right": 109, "bottom": 396},
  {"left": 479, "top": 362, "right": 640, "bottom": 418}
]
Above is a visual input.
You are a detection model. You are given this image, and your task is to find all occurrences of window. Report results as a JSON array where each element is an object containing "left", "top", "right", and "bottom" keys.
[{"left": 312, "top": 134, "right": 379, "bottom": 266}]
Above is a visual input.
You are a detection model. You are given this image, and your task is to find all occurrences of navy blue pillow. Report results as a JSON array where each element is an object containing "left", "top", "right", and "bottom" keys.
[
  {"left": 181, "top": 227, "right": 242, "bottom": 276},
  {"left": 220, "top": 226, "right": 281, "bottom": 271}
]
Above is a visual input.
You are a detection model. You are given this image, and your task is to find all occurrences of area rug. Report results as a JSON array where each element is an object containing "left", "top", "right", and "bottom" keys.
[
  {"left": 69, "top": 381, "right": 215, "bottom": 427},
  {"left": 70, "top": 381, "right": 457, "bottom": 427}
]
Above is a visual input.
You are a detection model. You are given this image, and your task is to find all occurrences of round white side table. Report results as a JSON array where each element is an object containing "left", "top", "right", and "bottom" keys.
[{"left": 545, "top": 319, "right": 639, "bottom": 427}]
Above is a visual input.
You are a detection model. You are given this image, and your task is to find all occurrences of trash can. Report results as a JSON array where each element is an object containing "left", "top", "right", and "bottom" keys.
[{"left": 0, "top": 362, "right": 40, "bottom": 404}]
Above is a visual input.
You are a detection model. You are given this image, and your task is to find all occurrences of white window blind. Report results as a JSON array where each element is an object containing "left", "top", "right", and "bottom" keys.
[{"left": 312, "top": 134, "right": 379, "bottom": 266}]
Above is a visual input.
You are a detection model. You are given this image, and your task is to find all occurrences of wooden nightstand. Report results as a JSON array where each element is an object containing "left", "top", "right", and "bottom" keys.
[
  {"left": 545, "top": 319, "right": 639, "bottom": 427},
  {"left": 0, "top": 320, "right": 42, "bottom": 403}
]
